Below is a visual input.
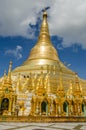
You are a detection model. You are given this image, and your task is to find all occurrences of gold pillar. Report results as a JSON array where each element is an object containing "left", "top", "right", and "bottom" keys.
[
  {"left": 12, "top": 97, "right": 15, "bottom": 113},
  {"left": 31, "top": 100, "right": 34, "bottom": 115},
  {"left": 75, "top": 103, "right": 77, "bottom": 115},
  {"left": 58, "top": 104, "right": 61, "bottom": 116},
  {"left": 56, "top": 104, "right": 57, "bottom": 116},
  {"left": 8, "top": 98, "right": 12, "bottom": 115},
  {"left": 40, "top": 101, "right": 41, "bottom": 115},
  {"left": 68, "top": 103, "right": 71, "bottom": 116},
  {"left": 80, "top": 103, "right": 82, "bottom": 114},
  {"left": 61, "top": 104, "right": 63, "bottom": 115},
  {"left": 48, "top": 102, "right": 50, "bottom": 115},
  {"left": 34, "top": 101, "right": 36, "bottom": 115}
]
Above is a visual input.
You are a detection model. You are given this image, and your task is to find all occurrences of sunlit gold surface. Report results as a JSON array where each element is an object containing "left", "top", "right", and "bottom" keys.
[
  {"left": 13, "top": 10, "right": 60, "bottom": 74},
  {"left": 0, "top": 11, "right": 86, "bottom": 119}
]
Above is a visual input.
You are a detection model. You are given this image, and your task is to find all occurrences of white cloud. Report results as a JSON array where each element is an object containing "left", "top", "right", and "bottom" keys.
[
  {"left": 57, "top": 44, "right": 64, "bottom": 50},
  {"left": 49, "top": 0, "right": 86, "bottom": 49},
  {"left": 0, "top": 0, "right": 86, "bottom": 49},
  {"left": 0, "top": 0, "right": 53, "bottom": 38},
  {"left": 5, "top": 45, "right": 23, "bottom": 60}
]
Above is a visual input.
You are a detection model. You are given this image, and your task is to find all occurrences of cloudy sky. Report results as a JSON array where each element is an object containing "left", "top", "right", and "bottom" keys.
[{"left": 0, "top": 0, "right": 86, "bottom": 79}]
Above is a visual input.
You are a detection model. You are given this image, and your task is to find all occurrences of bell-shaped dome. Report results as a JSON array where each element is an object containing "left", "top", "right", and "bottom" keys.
[{"left": 23, "top": 11, "right": 59, "bottom": 66}]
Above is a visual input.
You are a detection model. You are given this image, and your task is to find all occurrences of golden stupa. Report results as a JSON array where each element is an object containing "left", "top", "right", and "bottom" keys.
[
  {"left": 13, "top": 11, "right": 74, "bottom": 75},
  {"left": 0, "top": 11, "right": 86, "bottom": 121}
]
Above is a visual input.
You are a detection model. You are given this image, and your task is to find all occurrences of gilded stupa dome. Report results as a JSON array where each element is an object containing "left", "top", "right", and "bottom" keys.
[{"left": 13, "top": 11, "right": 74, "bottom": 75}]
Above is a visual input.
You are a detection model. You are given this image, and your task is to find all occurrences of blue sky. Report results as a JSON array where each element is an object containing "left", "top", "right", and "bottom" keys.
[{"left": 0, "top": 0, "right": 86, "bottom": 79}]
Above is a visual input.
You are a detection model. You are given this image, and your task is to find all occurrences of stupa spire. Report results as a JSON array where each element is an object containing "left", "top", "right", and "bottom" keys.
[
  {"left": 57, "top": 71, "right": 65, "bottom": 97},
  {"left": 75, "top": 73, "right": 80, "bottom": 91},
  {"left": 2, "top": 61, "right": 13, "bottom": 92},
  {"left": 8, "top": 61, "right": 12, "bottom": 73},
  {"left": 37, "top": 10, "right": 52, "bottom": 45},
  {"left": 73, "top": 73, "right": 82, "bottom": 97},
  {"left": 2, "top": 70, "right": 7, "bottom": 85},
  {"left": 4, "top": 70, "right": 6, "bottom": 79},
  {"left": 7, "top": 61, "right": 12, "bottom": 83}
]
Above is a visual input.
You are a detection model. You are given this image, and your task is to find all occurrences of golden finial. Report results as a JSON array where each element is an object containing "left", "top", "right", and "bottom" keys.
[
  {"left": 2, "top": 70, "right": 7, "bottom": 85},
  {"left": 4, "top": 70, "right": 6, "bottom": 77},
  {"left": 37, "top": 9, "right": 51, "bottom": 45},
  {"left": 43, "top": 10, "right": 47, "bottom": 18},
  {"left": 74, "top": 73, "right": 81, "bottom": 92},
  {"left": 7, "top": 61, "right": 12, "bottom": 83},
  {"left": 75, "top": 73, "right": 78, "bottom": 83},
  {"left": 8, "top": 61, "right": 12, "bottom": 73}
]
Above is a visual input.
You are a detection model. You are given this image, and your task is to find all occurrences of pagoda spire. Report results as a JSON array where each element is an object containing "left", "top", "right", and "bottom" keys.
[
  {"left": 37, "top": 10, "right": 52, "bottom": 45},
  {"left": 2, "top": 62, "right": 13, "bottom": 92},
  {"left": 67, "top": 80, "right": 73, "bottom": 96},
  {"left": 75, "top": 73, "right": 81, "bottom": 91},
  {"left": 4, "top": 70, "right": 7, "bottom": 79},
  {"left": 13, "top": 10, "right": 59, "bottom": 73},
  {"left": 2, "top": 70, "right": 7, "bottom": 86},
  {"left": 74, "top": 73, "right": 82, "bottom": 96},
  {"left": 8, "top": 61, "right": 12, "bottom": 73},
  {"left": 57, "top": 71, "right": 65, "bottom": 97},
  {"left": 7, "top": 61, "right": 12, "bottom": 84},
  {"left": 3, "top": 70, "right": 7, "bottom": 82}
]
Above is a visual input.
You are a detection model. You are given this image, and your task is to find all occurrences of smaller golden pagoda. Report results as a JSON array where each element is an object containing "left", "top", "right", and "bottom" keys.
[
  {"left": 0, "top": 10, "right": 86, "bottom": 119},
  {"left": 0, "top": 62, "right": 17, "bottom": 115}
]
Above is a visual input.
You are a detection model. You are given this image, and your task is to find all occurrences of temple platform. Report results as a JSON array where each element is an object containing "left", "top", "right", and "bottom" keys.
[{"left": 0, "top": 116, "right": 86, "bottom": 122}]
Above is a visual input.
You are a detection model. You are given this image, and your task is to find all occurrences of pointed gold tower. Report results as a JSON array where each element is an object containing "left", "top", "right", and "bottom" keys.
[
  {"left": 13, "top": 11, "right": 74, "bottom": 76},
  {"left": 74, "top": 73, "right": 82, "bottom": 96},
  {"left": 3, "top": 61, "right": 13, "bottom": 92},
  {"left": 23, "top": 10, "right": 59, "bottom": 66}
]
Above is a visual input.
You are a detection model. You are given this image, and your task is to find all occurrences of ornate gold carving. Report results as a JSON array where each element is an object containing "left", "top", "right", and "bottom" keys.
[{"left": 0, "top": 11, "right": 86, "bottom": 119}]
